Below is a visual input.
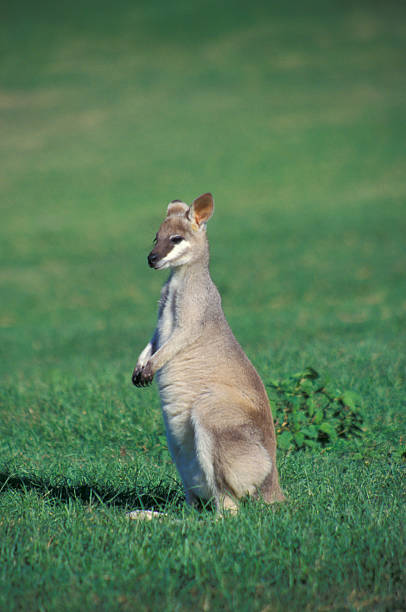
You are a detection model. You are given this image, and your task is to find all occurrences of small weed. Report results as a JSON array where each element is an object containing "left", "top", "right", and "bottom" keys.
[{"left": 268, "top": 368, "right": 365, "bottom": 451}]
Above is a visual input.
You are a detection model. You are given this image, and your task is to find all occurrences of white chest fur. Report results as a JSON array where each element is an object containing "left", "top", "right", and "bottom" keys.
[{"left": 157, "top": 272, "right": 183, "bottom": 347}]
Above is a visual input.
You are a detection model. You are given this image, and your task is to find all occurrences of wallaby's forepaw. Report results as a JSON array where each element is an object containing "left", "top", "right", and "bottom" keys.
[{"left": 132, "top": 362, "right": 154, "bottom": 387}]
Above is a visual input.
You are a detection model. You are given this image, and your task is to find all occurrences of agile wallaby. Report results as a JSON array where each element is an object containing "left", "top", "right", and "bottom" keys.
[{"left": 132, "top": 193, "right": 284, "bottom": 514}]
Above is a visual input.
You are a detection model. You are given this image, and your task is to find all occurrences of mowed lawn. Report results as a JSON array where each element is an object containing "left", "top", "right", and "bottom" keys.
[{"left": 0, "top": 1, "right": 405, "bottom": 610}]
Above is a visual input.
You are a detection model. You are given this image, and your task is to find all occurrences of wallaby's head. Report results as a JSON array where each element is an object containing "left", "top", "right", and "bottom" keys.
[{"left": 148, "top": 193, "right": 214, "bottom": 270}]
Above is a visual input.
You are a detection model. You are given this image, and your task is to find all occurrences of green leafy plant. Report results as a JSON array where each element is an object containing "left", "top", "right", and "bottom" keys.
[{"left": 268, "top": 368, "right": 365, "bottom": 451}]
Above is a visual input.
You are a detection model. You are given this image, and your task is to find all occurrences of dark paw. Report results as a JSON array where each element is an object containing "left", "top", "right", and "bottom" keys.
[{"left": 132, "top": 363, "right": 154, "bottom": 387}]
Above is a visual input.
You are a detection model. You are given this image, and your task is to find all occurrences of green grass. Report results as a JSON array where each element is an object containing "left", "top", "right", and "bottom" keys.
[{"left": 1, "top": 0, "right": 405, "bottom": 610}]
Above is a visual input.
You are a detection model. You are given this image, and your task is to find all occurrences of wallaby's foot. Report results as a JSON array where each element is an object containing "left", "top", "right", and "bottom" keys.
[
  {"left": 127, "top": 510, "right": 166, "bottom": 520},
  {"left": 217, "top": 495, "right": 239, "bottom": 516},
  {"left": 132, "top": 362, "right": 154, "bottom": 387}
]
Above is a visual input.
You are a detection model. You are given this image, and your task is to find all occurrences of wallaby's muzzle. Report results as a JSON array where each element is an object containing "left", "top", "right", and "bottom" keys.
[{"left": 148, "top": 251, "right": 159, "bottom": 268}]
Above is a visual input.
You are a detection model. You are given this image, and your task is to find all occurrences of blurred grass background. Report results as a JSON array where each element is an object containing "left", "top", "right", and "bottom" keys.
[{"left": 0, "top": 0, "right": 405, "bottom": 610}]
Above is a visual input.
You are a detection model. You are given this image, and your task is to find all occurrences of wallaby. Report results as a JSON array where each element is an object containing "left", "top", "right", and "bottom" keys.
[{"left": 131, "top": 193, "right": 284, "bottom": 515}]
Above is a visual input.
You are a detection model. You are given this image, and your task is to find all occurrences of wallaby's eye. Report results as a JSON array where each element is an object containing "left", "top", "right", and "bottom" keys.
[{"left": 170, "top": 235, "right": 184, "bottom": 245}]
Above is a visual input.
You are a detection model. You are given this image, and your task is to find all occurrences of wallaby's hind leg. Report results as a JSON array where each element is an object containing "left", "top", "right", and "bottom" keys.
[
  {"left": 213, "top": 430, "right": 273, "bottom": 499},
  {"left": 258, "top": 468, "right": 286, "bottom": 503},
  {"left": 192, "top": 398, "right": 277, "bottom": 514}
]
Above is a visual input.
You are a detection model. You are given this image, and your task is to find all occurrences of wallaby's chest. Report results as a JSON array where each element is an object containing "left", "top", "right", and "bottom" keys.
[{"left": 157, "top": 275, "right": 182, "bottom": 347}]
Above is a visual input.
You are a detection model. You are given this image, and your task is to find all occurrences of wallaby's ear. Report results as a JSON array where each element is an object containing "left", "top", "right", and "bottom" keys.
[
  {"left": 188, "top": 193, "right": 214, "bottom": 228},
  {"left": 166, "top": 200, "right": 189, "bottom": 218}
]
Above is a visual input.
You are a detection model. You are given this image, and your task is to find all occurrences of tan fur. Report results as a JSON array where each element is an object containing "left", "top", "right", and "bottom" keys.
[{"left": 132, "top": 193, "right": 284, "bottom": 514}]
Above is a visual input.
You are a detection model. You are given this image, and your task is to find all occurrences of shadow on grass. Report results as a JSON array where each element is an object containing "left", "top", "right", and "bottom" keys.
[{"left": 0, "top": 469, "right": 184, "bottom": 512}]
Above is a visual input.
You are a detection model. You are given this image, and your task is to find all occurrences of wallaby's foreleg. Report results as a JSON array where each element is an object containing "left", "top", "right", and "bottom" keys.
[
  {"left": 132, "top": 330, "right": 158, "bottom": 387},
  {"left": 133, "top": 282, "right": 172, "bottom": 387},
  {"left": 150, "top": 326, "right": 201, "bottom": 372},
  {"left": 135, "top": 326, "right": 202, "bottom": 386},
  {"left": 137, "top": 341, "right": 153, "bottom": 367}
]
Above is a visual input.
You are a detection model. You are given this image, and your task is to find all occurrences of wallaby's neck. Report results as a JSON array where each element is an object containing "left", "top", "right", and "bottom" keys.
[{"left": 171, "top": 251, "right": 211, "bottom": 286}]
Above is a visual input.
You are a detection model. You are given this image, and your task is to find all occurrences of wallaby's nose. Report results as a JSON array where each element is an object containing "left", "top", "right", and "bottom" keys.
[{"left": 148, "top": 252, "right": 159, "bottom": 268}]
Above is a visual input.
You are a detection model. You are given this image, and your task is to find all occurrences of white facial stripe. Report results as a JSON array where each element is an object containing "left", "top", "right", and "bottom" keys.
[{"left": 159, "top": 240, "right": 190, "bottom": 267}]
